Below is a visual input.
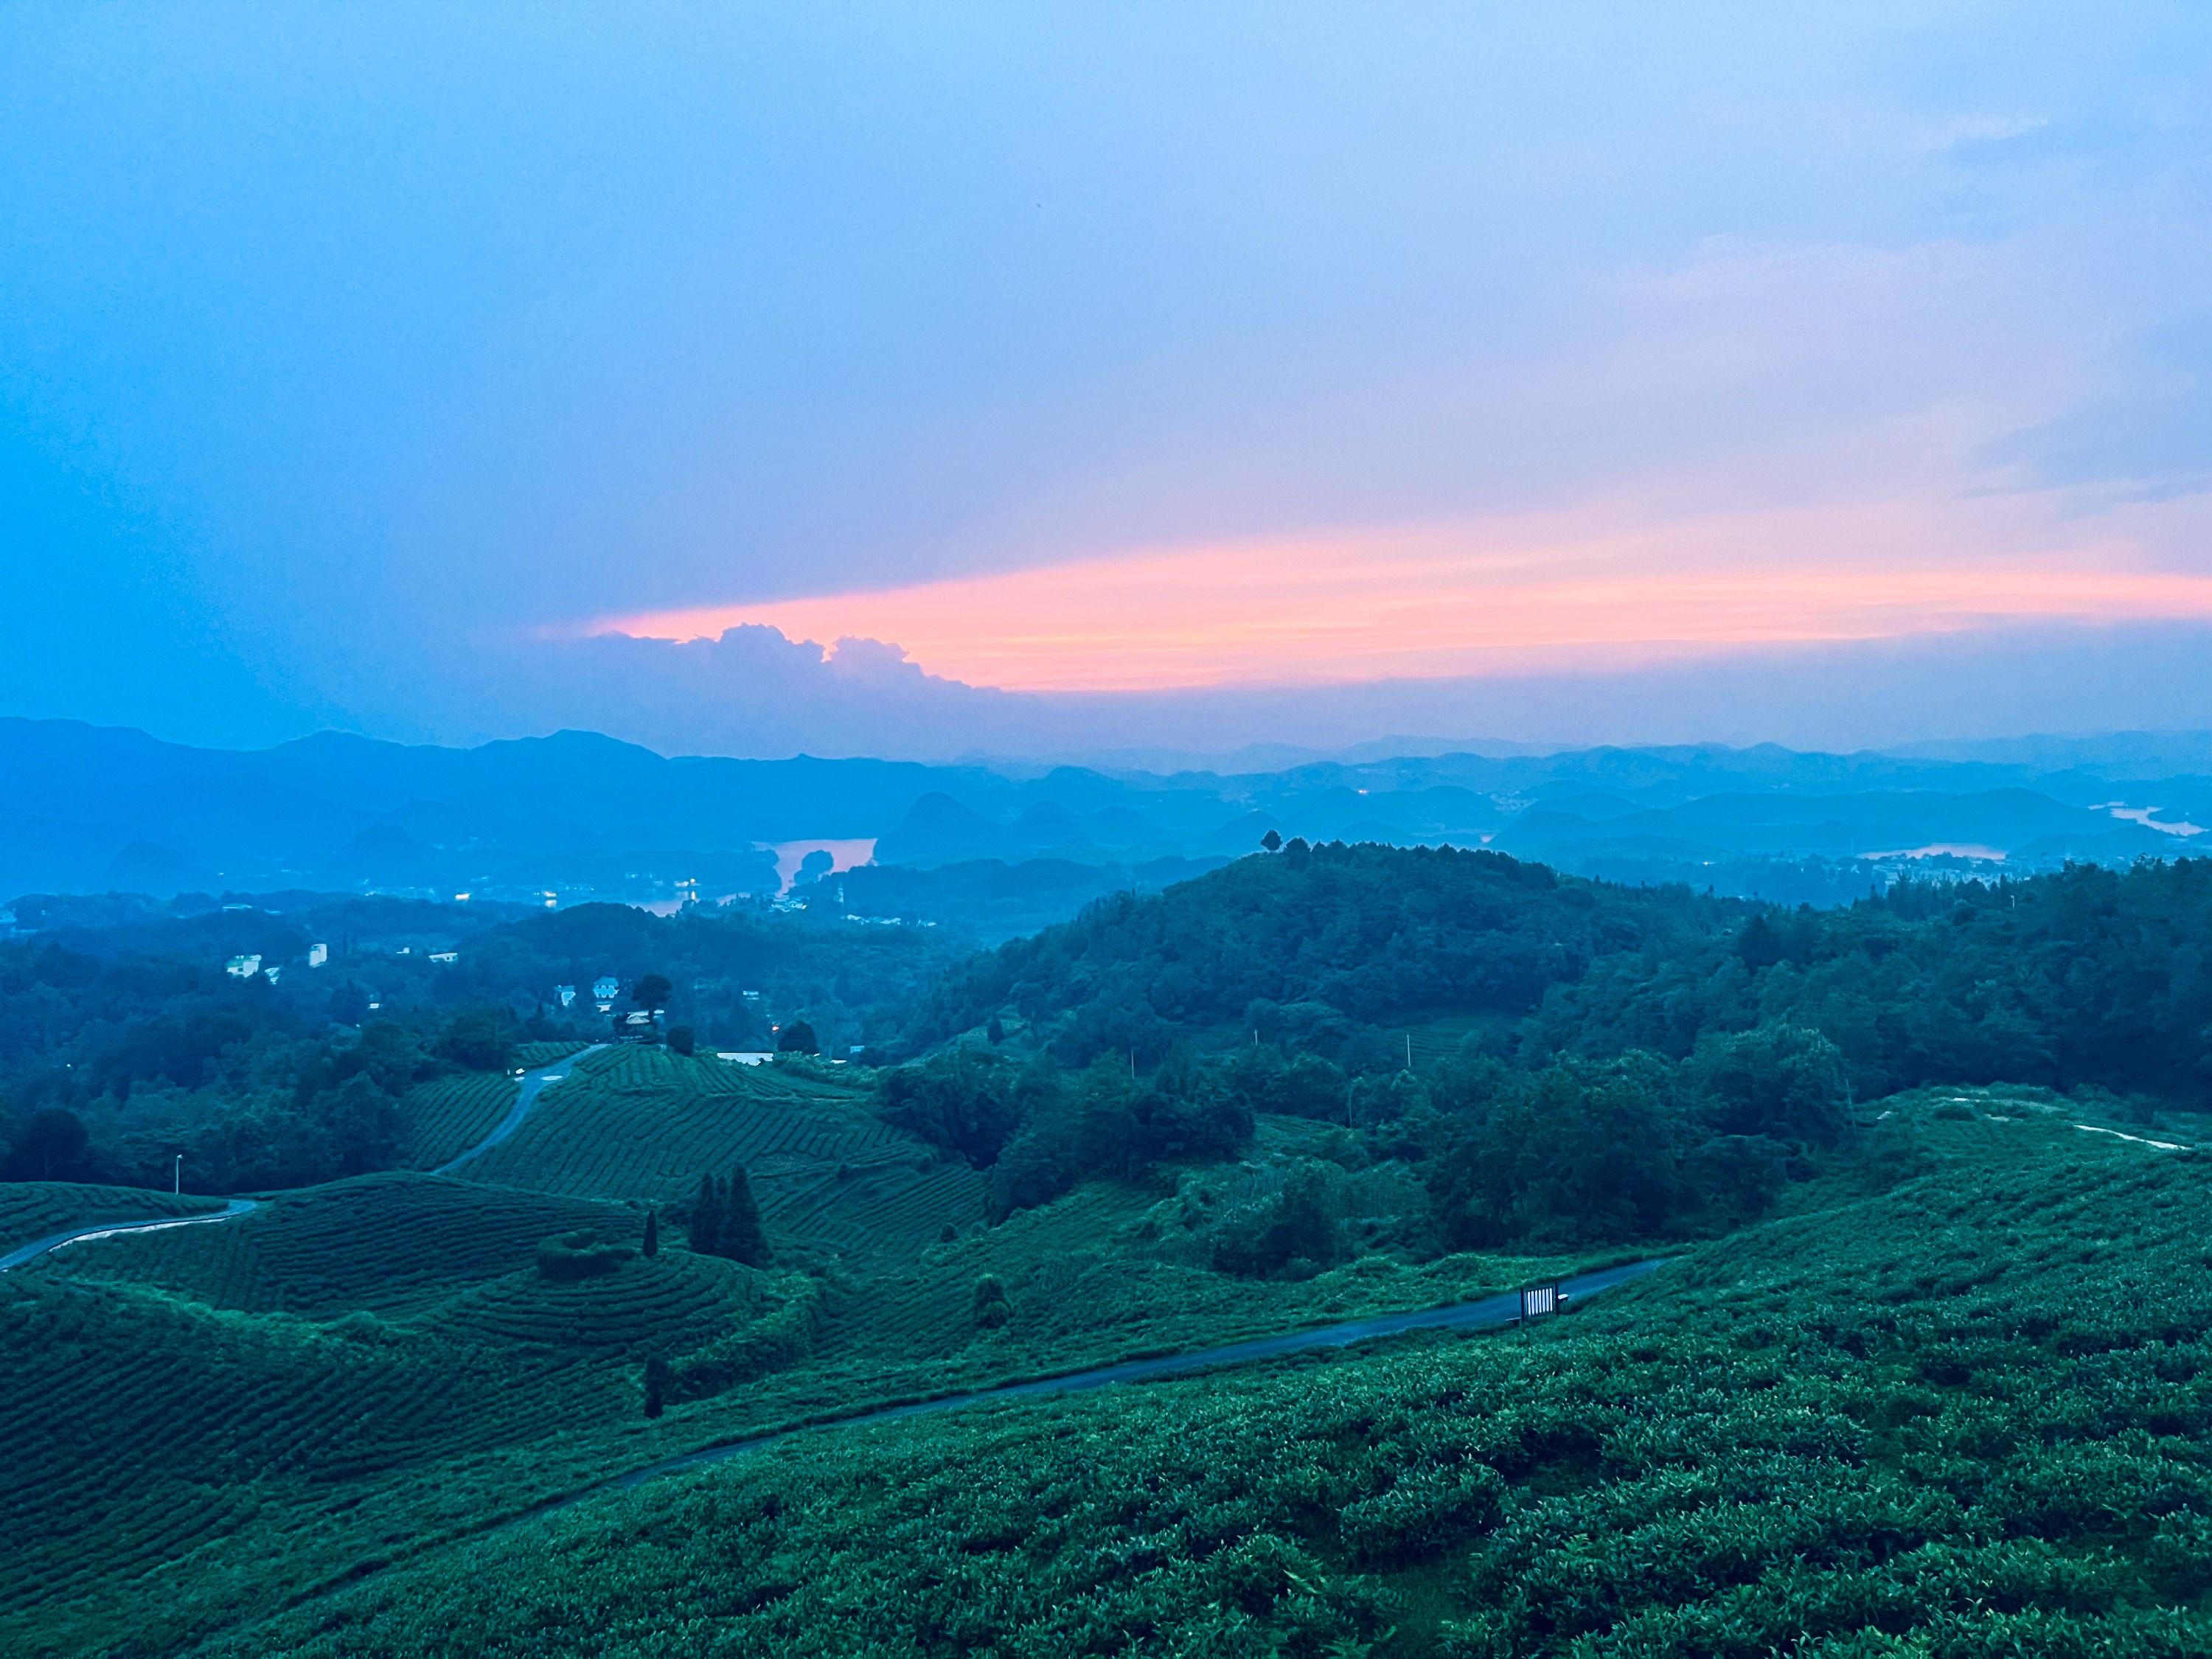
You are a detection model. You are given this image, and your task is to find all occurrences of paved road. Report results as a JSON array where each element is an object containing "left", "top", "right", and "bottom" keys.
[
  {"left": 543, "top": 1255, "right": 1671, "bottom": 1514},
  {"left": 1, "top": 1048, "right": 605, "bottom": 1270},
  {"left": 0, "top": 1197, "right": 261, "bottom": 1273},
  {"left": 434, "top": 1046, "right": 609, "bottom": 1178}
]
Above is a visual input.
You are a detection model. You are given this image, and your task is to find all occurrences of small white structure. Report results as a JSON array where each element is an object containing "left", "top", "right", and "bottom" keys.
[
  {"left": 717, "top": 1051, "right": 776, "bottom": 1066},
  {"left": 428, "top": 950, "right": 457, "bottom": 964},
  {"left": 225, "top": 954, "right": 262, "bottom": 979},
  {"left": 554, "top": 984, "right": 576, "bottom": 1009},
  {"left": 264, "top": 965, "right": 282, "bottom": 985},
  {"left": 307, "top": 943, "right": 328, "bottom": 968},
  {"left": 593, "top": 975, "right": 620, "bottom": 1001}
]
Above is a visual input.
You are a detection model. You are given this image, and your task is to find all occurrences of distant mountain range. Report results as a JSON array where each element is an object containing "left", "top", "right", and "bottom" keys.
[{"left": 2, "top": 717, "right": 2208, "bottom": 914}]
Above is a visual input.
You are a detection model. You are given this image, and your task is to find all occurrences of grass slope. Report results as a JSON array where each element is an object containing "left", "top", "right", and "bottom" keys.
[
  {"left": 179, "top": 1096, "right": 2212, "bottom": 1658},
  {"left": 460, "top": 1046, "right": 986, "bottom": 1271}
]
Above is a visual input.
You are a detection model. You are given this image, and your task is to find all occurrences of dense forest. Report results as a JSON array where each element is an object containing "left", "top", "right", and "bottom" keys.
[
  {"left": 876, "top": 846, "right": 2210, "bottom": 1255},
  {"left": 903, "top": 841, "right": 2211, "bottom": 1102}
]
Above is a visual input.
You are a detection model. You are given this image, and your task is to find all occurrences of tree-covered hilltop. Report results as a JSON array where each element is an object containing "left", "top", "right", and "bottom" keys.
[
  {"left": 870, "top": 846, "right": 2212, "bottom": 1244},
  {"left": 1532, "top": 856, "right": 2212, "bottom": 1102},
  {"left": 902, "top": 841, "right": 1751, "bottom": 1065},
  {"left": 900, "top": 843, "right": 2212, "bottom": 1107}
]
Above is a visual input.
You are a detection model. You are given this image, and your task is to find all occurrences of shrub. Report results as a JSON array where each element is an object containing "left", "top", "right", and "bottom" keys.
[
  {"left": 535, "top": 1230, "right": 634, "bottom": 1282},
  {"left": 973, "top": 1273, "right": 1012, "bottom": 1330}
]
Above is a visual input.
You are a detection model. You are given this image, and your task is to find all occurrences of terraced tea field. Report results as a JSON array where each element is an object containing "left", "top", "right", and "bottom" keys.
[
  {"left": 428, "top": 1249, "right": 762, "bottom": 1354},
  {"left": 462, "top": 1048, "right": 985, "bottom": 1270},
  {"left": 513, "top": 1040, "right": 591, "bottom": 1068},
  {"left": 53, "top": 1172, "right": 644, "bottom": 1315},
  {"left": 0, "top": 1265, "right": 641, "bottom": 1658},
  {"left": 399, "top": 1071, "right": 521, "bottom": 1168},
  {"left": 0, "top": 1181, "right": 224, "bottom": 1253}
]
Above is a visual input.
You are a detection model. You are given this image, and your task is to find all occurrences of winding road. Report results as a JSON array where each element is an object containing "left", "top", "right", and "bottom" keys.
[
  {"left": 2, "top": 1048, "right": 607, "bottom": 1273},
  {"left": 0, "top": 1197, "right": 261, "bottom": 1273},
  {"left": 433, "top": 1045, "right": 608, "bottom": 1177},
  {"left": 543, "top": 1255, "right": 1671, "bottom": 1514}
]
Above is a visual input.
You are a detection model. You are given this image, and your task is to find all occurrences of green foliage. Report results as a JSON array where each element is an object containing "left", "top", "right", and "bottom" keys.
[
  {"left": 686, "top": 1172, "right": 720, "bottom": 1256},
  {"left": 907, "top": 841, "right": 1728, "bottom": 1064},
  {"left": 664, "top": 1024, "right": 695, "bottom": 1056},
  {"left": 688, "top": 1168, "right": 771, "bottom": 1267},
  {"left": 535, "top": 1231, "right": 634, "bottom": 1283},
  {"left": 641, "top": 1355, "right": 667, "bottom": 1419},
  {"left": 3, "top": 1107, "right": 88, "bottom": 1180},
  {"left": 971, "top": 1272, "right": 1011, "bottom": 1330},
  {"left": 435, "top": 1007, "right": 518, "bottom": 1073},
  {"left": 641, "top": 1208, "right": 658, "bottom": 1257},
  {"left": 776, "top": 1018, "right": 818, "bottom": 1054},
  {"left": 874, "top": 1040, "right": 1037, "bottom": 1166},
  {"left": 1537, "top": 858, "right": 2212, "bottom": 1104}
]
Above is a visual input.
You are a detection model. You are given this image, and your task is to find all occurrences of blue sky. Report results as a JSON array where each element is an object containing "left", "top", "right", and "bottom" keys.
[{"left": 2, "top": 4, "right": 2208, "bottom": 755}]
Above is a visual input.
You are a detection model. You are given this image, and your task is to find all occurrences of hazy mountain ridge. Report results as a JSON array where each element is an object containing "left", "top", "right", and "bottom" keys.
[{"left": 4, "top": 717, "right": 2208, "bottom": 914}]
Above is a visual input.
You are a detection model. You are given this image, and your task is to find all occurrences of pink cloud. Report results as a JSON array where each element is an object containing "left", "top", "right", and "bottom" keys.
[{"left": 594, "top": 494, "right": 2212, "bottom": 692}]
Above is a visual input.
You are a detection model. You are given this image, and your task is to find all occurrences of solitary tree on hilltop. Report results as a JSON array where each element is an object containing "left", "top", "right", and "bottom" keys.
[
  {"left": 633, "top": 973, "right": 673, "bottom": 1012},
  {"left": 1262, "top": 829, "right": 1282, "bottom": 853},
  {"left": 777, "top": 1020, "right": 818, "bottom": 1055}
]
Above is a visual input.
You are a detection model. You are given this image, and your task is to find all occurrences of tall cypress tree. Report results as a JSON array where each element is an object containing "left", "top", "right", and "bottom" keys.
[
  {"left": 723, "top": 1164, "right": 770, "bottom": 1267},
  {"left": 642, "top": 1208, "right": 660, "bottom": 1258},
  {"left": 642, "top": 1355, "right": 669, "bottom": 1419},
  {"left": 689, "top": 1174, "right": 722, "bottom": 1256}
]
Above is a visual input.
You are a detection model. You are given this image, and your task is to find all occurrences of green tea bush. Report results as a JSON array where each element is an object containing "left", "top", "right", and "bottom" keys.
[
  {"left": 172, "top": 1110, "right": 2212, "bottom": 1659},
  {"left": 972, "top": 1272, "right": 1011, "bottom": 1329},
  {"left": 535, "top": 1231, "right": 633, "bottom": 1282}
]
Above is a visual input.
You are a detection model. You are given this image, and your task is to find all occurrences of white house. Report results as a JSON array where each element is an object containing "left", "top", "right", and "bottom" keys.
[
  {"left": 592, "top": 975, "right": 620, "bottom": 1001},
  {"left": 554, "top": 984, "right": 576, "bottom": 1008},
  {"left": 307, "top": 943, "right": 328, "bottom": 968},
  {"left": 225, "top": 954, "right": 262, "bottom": 978}
]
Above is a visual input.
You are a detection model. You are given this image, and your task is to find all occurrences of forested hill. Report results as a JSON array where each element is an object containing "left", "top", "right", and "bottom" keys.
[
  {"left": 902, "top": 842, "right": 1748, "bottom": 1063},
  {"left": 903, "top": 842, "right": 2212, "bottom": 1107}
]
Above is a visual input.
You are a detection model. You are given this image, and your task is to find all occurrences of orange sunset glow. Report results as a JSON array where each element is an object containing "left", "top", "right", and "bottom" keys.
[{"left": 597, "top": 498, "right": 2212, "bottom": 692}]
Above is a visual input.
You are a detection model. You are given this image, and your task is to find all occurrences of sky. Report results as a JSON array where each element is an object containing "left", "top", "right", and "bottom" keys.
[{"left": 3, "top": 4, "right": 2210, "bottom": 759}]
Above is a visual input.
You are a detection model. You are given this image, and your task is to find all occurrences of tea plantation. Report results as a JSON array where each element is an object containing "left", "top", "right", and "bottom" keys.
[
  {"left": 455, "top": 1046, "right": 987, "bottom": 1271},
  {"left": 0, "top": 1081, "right": 2203, "bottom": 1657},
  {"left": 177, "top": 1098, "right": 2212, "bottom": 1657},
  {"left": 0, "top": 1181, "right": 225, "bottom": 1253}
]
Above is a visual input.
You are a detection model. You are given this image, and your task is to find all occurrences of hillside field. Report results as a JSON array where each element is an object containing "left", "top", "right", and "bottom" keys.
[{"left": 1, "top": 1084, "right": 2206, "bottom": 1656}]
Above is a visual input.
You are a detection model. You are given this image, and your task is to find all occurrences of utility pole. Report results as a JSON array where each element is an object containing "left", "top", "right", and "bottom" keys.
[
  {"left": 173, "top": 1153, "right": 183, "bottom": 1195},
  {"left": 1405, "top": 1032, "right": 1413, "bottom": 1071}
]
